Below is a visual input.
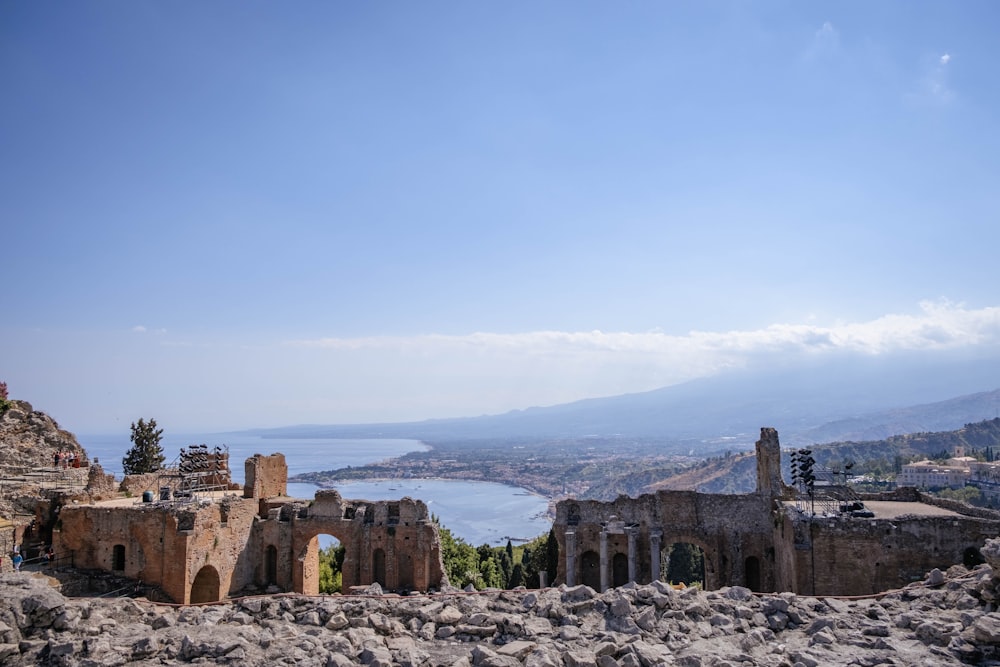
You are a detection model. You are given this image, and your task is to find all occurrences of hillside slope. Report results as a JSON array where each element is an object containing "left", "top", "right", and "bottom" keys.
[
  {"left": 652, "top": 418, "right": 1000, "bottom": 495},
  {"left": 249, "top": 353, "right": 1000, "bottom": 445},
  {"left": 0, "top": 400, "right": 87, "bottom": 471}
]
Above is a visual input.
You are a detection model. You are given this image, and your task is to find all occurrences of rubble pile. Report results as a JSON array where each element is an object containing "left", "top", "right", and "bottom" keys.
[{"left": 6, "top": 541, "right": 1000, "bottom": 667}]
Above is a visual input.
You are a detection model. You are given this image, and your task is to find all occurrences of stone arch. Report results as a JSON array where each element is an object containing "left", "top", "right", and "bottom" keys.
[
  {"left": 581, "top": 550, "right": 600, "bottom": 590},
  {"left": 661, "top": 535, "right": 715, "bottom": 588},
  {"left": 293, "top": 525, "right": 352, "bottom": 596},
  {"left": 190, "top": 564, "right": 221, "bottom": 604}
]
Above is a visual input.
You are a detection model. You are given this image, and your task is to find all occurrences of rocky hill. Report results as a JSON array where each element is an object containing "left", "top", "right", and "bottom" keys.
[
  {"left": 5, "top": 540, "right": 1000, "bottom": 667},
  {"left": 0, "top": 400, "right": 88, "bottom": 472},
  {"left": 0, "top": 400, "right": 91, "bottom": 522}
]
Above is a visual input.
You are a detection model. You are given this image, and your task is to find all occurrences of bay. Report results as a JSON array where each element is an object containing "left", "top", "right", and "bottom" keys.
[
  {"left": 78, "top": 433, "right": 552, "bottom": 546},
  {"left": 78, "top": 433, "right": 428, "bottom": 483},
  {"left": 287, "top": 479, "right": 551, "bottom": 547}
]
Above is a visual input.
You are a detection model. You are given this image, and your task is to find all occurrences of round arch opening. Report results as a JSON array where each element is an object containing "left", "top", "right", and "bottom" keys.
[
  {"left": 190, "top": 564, "right": 221, "bottom": 604},
  {"left": 296, "top": 531, "right": 347, "bottom": 596},
  {"left": 660, "top": 540, "right": 707, "bottom": 589}
]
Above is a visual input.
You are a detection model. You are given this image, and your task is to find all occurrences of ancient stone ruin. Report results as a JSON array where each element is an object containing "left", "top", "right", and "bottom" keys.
[
  {"left": 52, "top": 453, "right": 446, "bottom": 603},
  {"left": 6, "top": 397, "right": 1000, "bottom": 607},
  {"left": 554, "top": 428, "right": 1000, "bottom": 597}
]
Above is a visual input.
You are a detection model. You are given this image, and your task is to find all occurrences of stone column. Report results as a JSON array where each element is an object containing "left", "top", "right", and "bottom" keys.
[
  {"left": 564, "top": 531, "right": 576, "bottom": 587},
  {"left": 650, "top": 530, "right": 662, "bottom": 582},
  {"left": 599, "top": 530, "right": 609, "bottom": 592},
  {"left": 626, "top": 527, "right": 638, "bottom": 583}
]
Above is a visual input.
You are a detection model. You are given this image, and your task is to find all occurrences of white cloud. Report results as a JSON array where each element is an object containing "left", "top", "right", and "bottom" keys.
[
  {"left": 288, "top": 301, "right": 1000, "bottom": 395},
  {"left": 803, "top": 21, "right": 840, "bottom": 62},
  {"left": 131, "top": 325, "right": 147, "bottom": 333},
  {"left": 940, "top": 53, "right": 951, "bottom": 65},
  {"left": 291, "top": 301, "right": 1000, "bottom": 357},
  {"left": 15, "top": 302, "right": 1000, "bottom": 432}
]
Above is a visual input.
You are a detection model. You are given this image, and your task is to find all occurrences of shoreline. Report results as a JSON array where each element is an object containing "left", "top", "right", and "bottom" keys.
[
  {"left": 289, "top": 473, "right": 552, "bottom": 501},
  {"left": 288, "top": 468, "right": 557, "bottom": 504}
]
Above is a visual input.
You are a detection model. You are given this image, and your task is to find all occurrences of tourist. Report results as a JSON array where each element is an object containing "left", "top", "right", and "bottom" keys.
[{"left": 12, "top": 551, "right": 22, "bottom": 572}]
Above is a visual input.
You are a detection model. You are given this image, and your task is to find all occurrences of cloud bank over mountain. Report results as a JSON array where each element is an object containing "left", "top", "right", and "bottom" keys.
[{"left": 6, "top": 301, "right": 997, "bottom": 434}]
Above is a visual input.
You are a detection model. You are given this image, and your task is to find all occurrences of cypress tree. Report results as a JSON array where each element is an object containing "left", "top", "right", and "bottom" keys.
[{"left": 122, "top": 418, "right": 165, "bottom": 475}]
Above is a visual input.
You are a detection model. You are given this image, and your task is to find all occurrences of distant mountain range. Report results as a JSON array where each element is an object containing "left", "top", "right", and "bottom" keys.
[{"left": 248, "top": 350, "right": 1000, "bottom": 448}]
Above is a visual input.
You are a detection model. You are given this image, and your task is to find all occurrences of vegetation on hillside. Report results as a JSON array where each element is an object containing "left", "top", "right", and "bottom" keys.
[
  {"left": 0, "top": 381, "right": 10, "bottom": 414},
  {"left": 438, "top": 518, "right": 559, "bottom": 590},
  {"left": 123, "top": 418, "right": 166, "bottom": 475}
]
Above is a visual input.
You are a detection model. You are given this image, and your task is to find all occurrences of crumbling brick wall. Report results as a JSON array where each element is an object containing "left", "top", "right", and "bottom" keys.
[
  {"left": 244, "top": 454, "right": 287, "bottom": 500},
  {"left": 774, "top": 509, "right": 1000, "bottom": 595}
]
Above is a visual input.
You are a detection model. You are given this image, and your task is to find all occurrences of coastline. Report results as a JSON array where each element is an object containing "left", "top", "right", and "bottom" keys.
[{"left": 291, "top": 473, "right": 551, "bottom": 501}]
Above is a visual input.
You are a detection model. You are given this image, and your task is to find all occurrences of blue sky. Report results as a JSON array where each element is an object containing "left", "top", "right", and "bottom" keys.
[{"left": 2, "top": 2, "right": 999, "bottom": 434}]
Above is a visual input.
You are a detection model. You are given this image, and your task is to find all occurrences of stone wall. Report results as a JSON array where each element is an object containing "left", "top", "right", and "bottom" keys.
[
  {"left": 554, "top": 427, "right": 1000, "bottom": 597},
  {"left": 118, "top": 472, "right": 164, "bottom": 498},
  {"left": 284, "top": 490, "right": 445, "bottom": 594},
  {"left": 554, "top": 428, "right": 783, "bottom": 593},
  {"left": 774, "top": 508, "right": 1000, "bottom": 596},
  {"left": 54, "top": 482, "right": 446, "bottom": 602},
  {"left": 244, "top": 453, "right": 287, "bottom": 499}
]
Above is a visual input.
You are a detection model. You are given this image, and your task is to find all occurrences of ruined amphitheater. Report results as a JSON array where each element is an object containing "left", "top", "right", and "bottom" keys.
[{"left": 5, "top": 399, "right": 1000, "bottom": 665}]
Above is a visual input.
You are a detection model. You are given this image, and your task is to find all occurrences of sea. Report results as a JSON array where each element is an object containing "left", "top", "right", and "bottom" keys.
[{"left": 78, "top": 432, "right": 552, "bottom": 547}]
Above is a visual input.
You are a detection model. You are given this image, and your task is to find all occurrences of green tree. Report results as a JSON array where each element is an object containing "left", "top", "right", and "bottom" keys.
[
  {"left": 666, "top": 542, "right": 704, "bottom": 586},
  {"left": 498, "top": 550, "right": 513, "bottom": 586},
  {"left": 479, "top": 554, "right": 504, "bottom": 589},
  {"left": 938, "top": 486, "right": 982, "bottom": 506},
  {"left": 437, "top": 522, "right": 481, "bottom": 589},
  {"left": 545, "top": 529, "right": 559, "bottom": 583},
  {"left": 123, "top": 418, "right": 165, "bottom": 475},
  {"left": 508, "top": 563, "right": 524, "bottom": 589},
  {"left": 0, "top": 381, "right": 10, "bottom": 413},
  {"left": 318, "top": 543, "right": 345, "bottom": 594}
]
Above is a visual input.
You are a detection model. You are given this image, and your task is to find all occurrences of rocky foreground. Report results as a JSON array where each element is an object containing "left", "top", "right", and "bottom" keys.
[{"left": 5, "top": 554, "right": 1000, "bottom": 667}]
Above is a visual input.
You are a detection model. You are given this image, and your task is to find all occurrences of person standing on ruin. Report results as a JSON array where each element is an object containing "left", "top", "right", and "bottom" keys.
[{"left": 12, "top": 551, "right": 22, "bottom": 572}]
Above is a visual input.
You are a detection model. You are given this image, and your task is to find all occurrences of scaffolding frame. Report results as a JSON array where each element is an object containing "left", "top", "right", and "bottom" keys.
[{"left": 155, "top": 444, "right": 232, "bottom": 503}]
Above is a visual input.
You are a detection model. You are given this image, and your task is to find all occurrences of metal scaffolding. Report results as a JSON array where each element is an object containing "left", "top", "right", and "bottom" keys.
[{"left": 155, "top": 444, "right": 232, "bottom": 502}]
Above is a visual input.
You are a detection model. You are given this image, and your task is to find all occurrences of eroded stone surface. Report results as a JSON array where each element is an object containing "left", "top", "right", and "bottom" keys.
[{"left": 5, "top": 553, "right": 1000, "bottom": 667}]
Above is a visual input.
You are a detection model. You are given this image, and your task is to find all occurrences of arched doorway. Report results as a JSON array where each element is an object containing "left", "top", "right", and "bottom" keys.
[
  {"left": 373, "top": 548, "right": 386, "bottom": 587},
  {"left": 612, "top": 553, "right": 629, "bottom": 587},
  {"left": 581, "top": 550, "right": 600, "bottom": 590},
  {"left": 745, "top": 556, "right": 761, "bottom": 592},
  {"left": 662, "top": 542, "right": 706, "bottom": 588},
  {"left": 292, "top": 528, "right": 354, "bottom": 595},
  {"left": 190, "top": 565, "right": 221, "bottom": 603},
  {"left": 316, "top": 535, "right": 344, "bottom": 594}
]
